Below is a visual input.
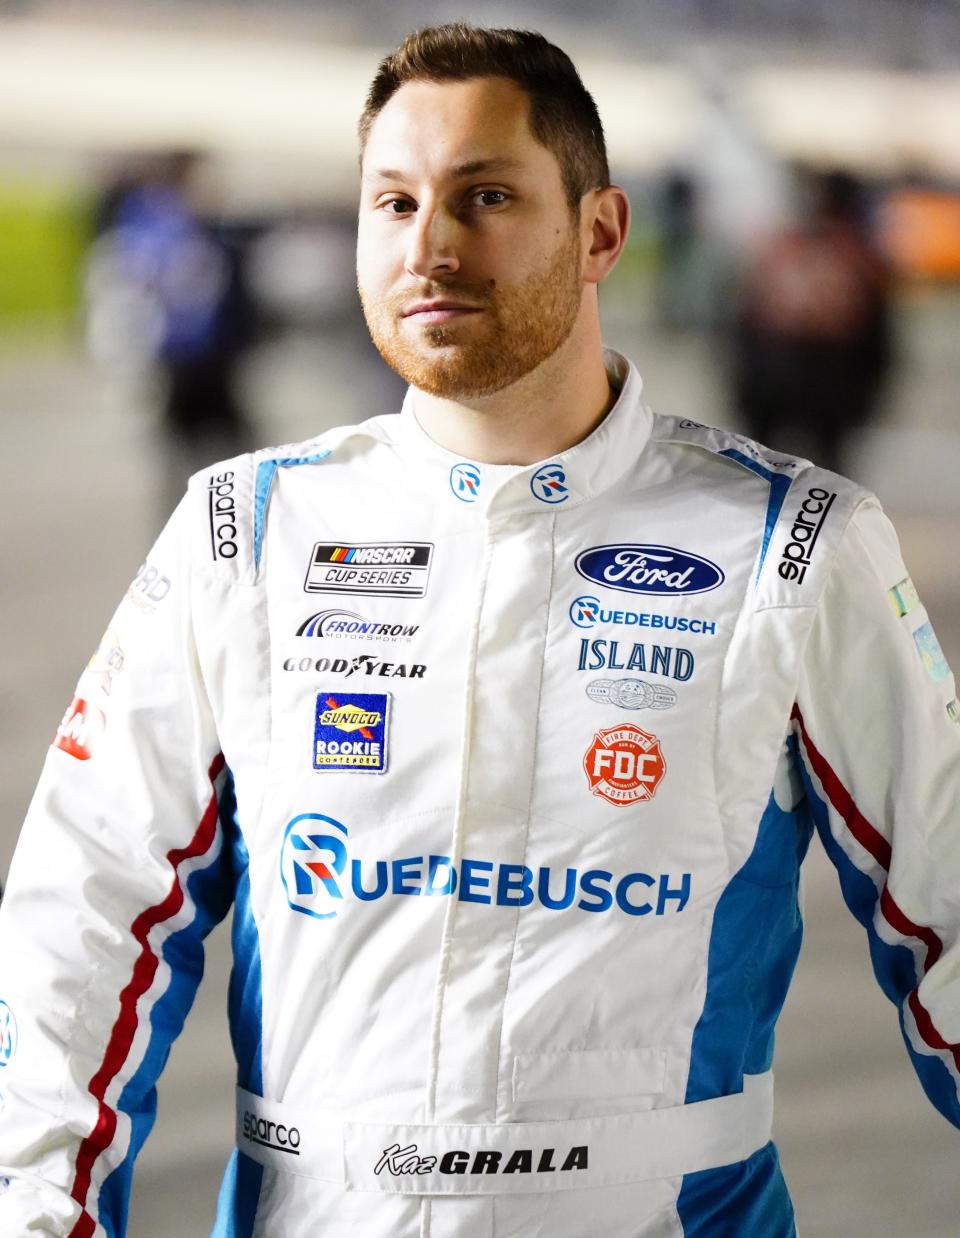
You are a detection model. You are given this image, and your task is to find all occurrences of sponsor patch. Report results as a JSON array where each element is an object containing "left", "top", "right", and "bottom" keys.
[
  {"left": 208, "top": 470, "right": 238, "bottom": 561},
  {"left": 87, "top": 629, "right": 125, "bottom": 695},
  {"left": 577, "top": 638, "right": 694, "bottom": 681},
  {"left": 777, "top": 487, "right": 836, "bottom": 584},
  {"left": 0, "top": 1002, "right": 17, "bottom": 1069},
  {"left": 313, "top": 692, "right": 390, "bottom": 773},
  {"left": 280, "top": 815, "right": 690, "bottom": 920},
  {"left": 305, "top": 542, "right": 433, "bottom": 598},
  {"left": 913, "top": 622, "right": 951, "bottom": 684},
  {"left": 282, "top": 813, "right": 351, "bottom": 917},
  {"left": 569, "top": 594, "right": 716, "bottom": 635},
  {"left": 586, "top": 678, "right": 677, "bottom": 710},
  {"left": 374, "top": 1142, "right": 588, "bottom": 1178},
  {"left": 583, "top": 724, "right": 666, "bottom": 806},
  {"left": 242, "top": 1109, "right": 302, "bottom": 1156},
  {"left": 888, "top": 575, "right": 921, "bottom": 619},
  {"left": 297, "top": 609, "right": 419, "bottom": 643},
  {"left": 125, "top": 561, "right": 172, "bottom": 615},
  {"left": 286, "top": 654, "right": 425, "bottom": 679},
  {"left": 53, "top": 697, "right": 105, "bottom": 761},
  {"left": 575, "top": 545, "right": 724, "bottom": 597},
  {"left": 450, "top": 462, "right": 481, "bottom": 503},
  {"left": 530, "top": 463, "right": 569, "bottom": 504}
]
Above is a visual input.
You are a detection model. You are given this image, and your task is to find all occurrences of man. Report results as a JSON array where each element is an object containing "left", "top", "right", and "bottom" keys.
[{"left": 0, "top": 24, "right": 957, "bottom": 1238}]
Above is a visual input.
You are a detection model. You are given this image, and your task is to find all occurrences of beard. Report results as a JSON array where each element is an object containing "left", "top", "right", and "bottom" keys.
[{"left": 359, "top": 225, "right": 583, "bottom": 399}]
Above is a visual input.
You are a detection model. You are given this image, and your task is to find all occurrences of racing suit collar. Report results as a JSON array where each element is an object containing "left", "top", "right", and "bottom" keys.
[{"left": 392, "top": 349, "right": 651, "bottom": 515}]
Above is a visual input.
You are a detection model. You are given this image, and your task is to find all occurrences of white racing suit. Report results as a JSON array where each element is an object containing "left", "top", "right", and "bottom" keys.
[{"left": 1, "top": 351, "right": 958, "bottom": 1236}]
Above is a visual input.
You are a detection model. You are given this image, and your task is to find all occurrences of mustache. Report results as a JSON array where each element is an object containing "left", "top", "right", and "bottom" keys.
[{"left": 387, "top": 279, "right": 495, "bottom": 311}]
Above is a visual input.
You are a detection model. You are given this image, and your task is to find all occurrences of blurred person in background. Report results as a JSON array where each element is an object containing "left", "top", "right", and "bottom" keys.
[
  {"left": 0, "top": 23, "right": 958, "bottom": 1238},
  {"left": 86, "top": 151, "right": 257, "bottom": 505},
  {"left": 731, "top": 165, "right": 894, "bottom": 475},
  {"left": 654, "top": 168, "right": 733, "bottom": 335}
]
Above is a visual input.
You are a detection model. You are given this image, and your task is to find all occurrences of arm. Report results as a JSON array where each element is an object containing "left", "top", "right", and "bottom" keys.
[
  {"left": 0, "top": 497, "right": 234, "bottom": 1236},
  {"left": 792, "top": 500, "right": 960, "bottom": 1126}
]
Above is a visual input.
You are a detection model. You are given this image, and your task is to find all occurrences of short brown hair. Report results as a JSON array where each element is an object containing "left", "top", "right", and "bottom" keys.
[{"left": 359, "top": 23, "right": 610, "bottom": 212}]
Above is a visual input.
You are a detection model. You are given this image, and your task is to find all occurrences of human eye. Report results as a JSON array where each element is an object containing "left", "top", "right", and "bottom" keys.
[
  {"left": 469, "top": 188, "right": 510, "bottom": 209},
  {"left": 378, "top": 195, "right": 416, "bottom": 217}
]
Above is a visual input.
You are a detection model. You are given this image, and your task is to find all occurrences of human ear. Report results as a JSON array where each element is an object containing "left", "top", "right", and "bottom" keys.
[{"left": 582, "top": 186, "right": 630, "bottom": 285}]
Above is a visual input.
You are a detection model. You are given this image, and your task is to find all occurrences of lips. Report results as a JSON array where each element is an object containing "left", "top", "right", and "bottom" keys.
[{"left": 401, "top": 300, "right": 484, "bottom": 322}]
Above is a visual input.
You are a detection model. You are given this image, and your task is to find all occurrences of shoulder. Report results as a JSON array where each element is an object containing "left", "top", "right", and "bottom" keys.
[
  {"left": 180, "top": 413, "right": 401, "bottom": 581},
  {"left": 649, "top": 413, "right": 878, "bottom": 605},
  {"left": 650, "top": 412, "right": 807, "bottom": 483}
]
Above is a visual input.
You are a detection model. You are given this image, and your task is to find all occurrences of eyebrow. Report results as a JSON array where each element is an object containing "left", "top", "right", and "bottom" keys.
[{"left": 366, "top": 157, "right": 524, "bottom": 183}]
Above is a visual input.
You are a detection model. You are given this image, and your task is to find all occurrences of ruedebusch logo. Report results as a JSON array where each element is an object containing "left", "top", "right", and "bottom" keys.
[
  {"left": 280, "top": 816, "right": 691, "bottom": 921},
  {"left": 281, "top": 815, "right": 350, "bottom": 918},
  {"left": 569, "top": 596, "right": 716, "bottom": 635}
]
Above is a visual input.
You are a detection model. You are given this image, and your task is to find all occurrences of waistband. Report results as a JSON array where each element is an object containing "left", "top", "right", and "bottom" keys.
[{"left": 235, "top": 1071, "right": 773, "bottom": 1196}]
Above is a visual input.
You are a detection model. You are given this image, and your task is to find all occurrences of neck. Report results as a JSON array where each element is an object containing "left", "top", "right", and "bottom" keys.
[{"left": 409, "top": 303, "right": 614, "bottom": 466}]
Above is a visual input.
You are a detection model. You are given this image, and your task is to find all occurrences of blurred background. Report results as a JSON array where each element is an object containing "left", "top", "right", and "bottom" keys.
[{"left": 1, "top": 1, "right": 959, "bottom": 1234}]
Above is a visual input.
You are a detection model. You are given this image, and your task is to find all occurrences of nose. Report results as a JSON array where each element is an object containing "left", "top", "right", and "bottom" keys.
[{"left": 404, "top": 203, "right": 460, "bottom": 280}]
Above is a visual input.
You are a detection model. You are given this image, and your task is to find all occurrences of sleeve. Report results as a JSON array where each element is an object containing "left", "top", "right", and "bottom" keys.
[
  {"left": 791, "top": 498, "right": 960, "bottom": 1127},
  {"left": 0, "top": 495, "right": 235, "bottom": 1236}
]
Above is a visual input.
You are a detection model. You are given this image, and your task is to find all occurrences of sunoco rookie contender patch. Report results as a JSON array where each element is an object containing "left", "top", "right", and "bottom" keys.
[{"left": 313, "top": 692, "right": 390, "bottom": 773}]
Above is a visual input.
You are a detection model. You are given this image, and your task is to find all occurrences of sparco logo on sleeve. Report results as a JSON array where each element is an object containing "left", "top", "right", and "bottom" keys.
[
  {"left": 208, "top": 471, "right": 238, "bottom": 560},
  {"left": 305, "top": 543, "right": 433, "bottom": 598},
  {"left": 777, "top": 488, "right": 836, "bottom": 584},
  {"left": 575, "top": 545, "right": 724, "bottom": 597}
]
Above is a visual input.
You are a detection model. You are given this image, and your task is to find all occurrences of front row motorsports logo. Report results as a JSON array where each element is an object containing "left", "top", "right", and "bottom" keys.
[
  {"left": 584, "top": 725, "right": 666, "bottom": 806},
  {"left": 281, "top": 814, "right": 350, "bottom": 919}
]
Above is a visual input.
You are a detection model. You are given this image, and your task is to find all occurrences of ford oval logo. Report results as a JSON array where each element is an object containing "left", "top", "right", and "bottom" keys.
[{"left": 575, "top": 544, "right": 724, "bottom": 596}]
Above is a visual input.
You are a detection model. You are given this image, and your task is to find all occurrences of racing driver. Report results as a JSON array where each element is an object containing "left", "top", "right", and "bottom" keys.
[{"left": 1, "top": 23, "right": 959, "bottom": 1238}]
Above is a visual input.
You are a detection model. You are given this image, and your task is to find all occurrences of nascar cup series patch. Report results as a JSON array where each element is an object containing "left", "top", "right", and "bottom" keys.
[{"left": 314, "top": 692, "right": 390, "bottom": 774}]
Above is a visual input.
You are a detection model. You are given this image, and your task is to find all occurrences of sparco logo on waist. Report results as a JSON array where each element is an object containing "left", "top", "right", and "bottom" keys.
[
  {"left": 576, "top": 545, "right": 724, "bottom": 597},
  {"left": 305, "top": 542, "right": 433, "bottom": 598},
  {"left": 778, "top": 487, "right": 836, "bottom": 584},
  {"left": 242, "top": 1110, "right": 301, "bottom": 1155},
  {"left": 208, "top": 471, "right": 237, "bottom": 560},
  {"left": 374, "top": 1142, "right": 588, "bottom": 1177}
]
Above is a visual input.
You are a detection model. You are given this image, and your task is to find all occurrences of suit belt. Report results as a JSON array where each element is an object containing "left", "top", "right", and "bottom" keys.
[{"left": 235, "top": 1070, "right": 773, "bottom": 1196}]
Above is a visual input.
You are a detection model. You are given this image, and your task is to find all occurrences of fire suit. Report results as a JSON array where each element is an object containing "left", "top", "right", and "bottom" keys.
[{"left": 0, "top": 350, "right": 958, "bottom": 1237}]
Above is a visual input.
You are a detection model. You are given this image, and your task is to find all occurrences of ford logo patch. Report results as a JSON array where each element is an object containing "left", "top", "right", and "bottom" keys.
[{"left": 575, "top": 544, "right": 724, "bottom": 596}]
